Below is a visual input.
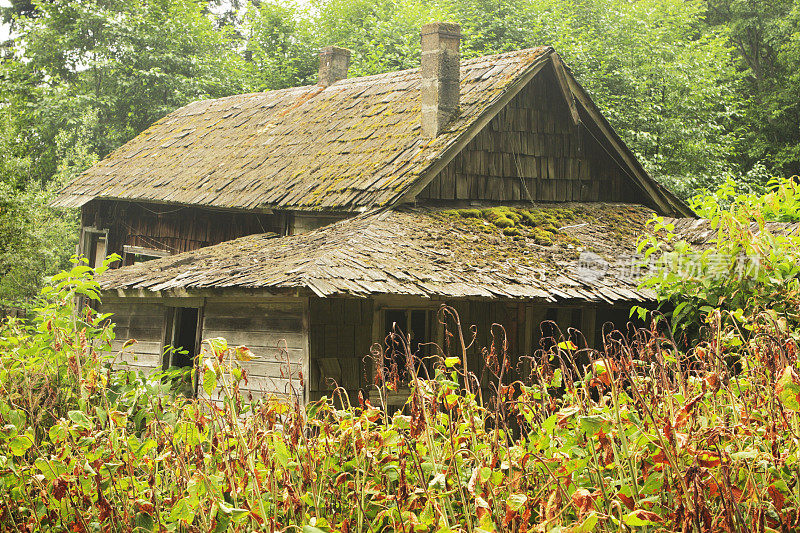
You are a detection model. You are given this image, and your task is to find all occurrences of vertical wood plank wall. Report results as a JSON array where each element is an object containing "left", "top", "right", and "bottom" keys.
[
  {"left": 100, "top": 295, "right": 637, "bottom": 406},
  {"left": 102, "top": 300, "right": 165, "bottom": 372},
  {"left": 100, "top": 297, "right": 310, "bottom": 402},
  {"left": 417, "top": 64, "right": 643, "bottom": 204},
  {"left": 444, "top": 300, "right": 523, "bottom": 389},
  {"left": 308, "top": 298, "right": 373, "bottom": 402},
  {"left": 201, "top": 299, "right": 308, "bottom": 402},
  {"left": 82, "top": 200, "right": 283, "bottom": 260}
]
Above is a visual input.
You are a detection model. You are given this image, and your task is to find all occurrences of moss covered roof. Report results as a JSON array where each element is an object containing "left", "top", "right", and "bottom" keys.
[
  {"left": 53, "top": 48, "right": 552, "bottom": 212},
  {"left": 99, "top": 203, "right": 658, "bottom": 303}
]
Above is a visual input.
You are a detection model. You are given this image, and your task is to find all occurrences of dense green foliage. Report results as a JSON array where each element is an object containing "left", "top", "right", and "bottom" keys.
[
  {"left": 639, "top": 176, "right": 800, "bottom": 338},
  {"left": 3, "top": 263, "right": 800, "bottom": 531},
  {"left": 2, "top": 0, "right": 800, "bottom": 302}
]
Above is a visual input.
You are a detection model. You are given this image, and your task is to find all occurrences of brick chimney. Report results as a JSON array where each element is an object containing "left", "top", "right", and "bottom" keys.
[
  {"left": 318, "top": 46, "right": 351, "bottom": 86},
  {"left": 421, "top": 22, "right": 460, "bottom": 137}
]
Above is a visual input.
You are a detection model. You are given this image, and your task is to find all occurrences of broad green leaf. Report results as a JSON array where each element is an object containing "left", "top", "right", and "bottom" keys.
[
  {"left": 444, "top": 356, "right": 460, "bottom": 368},
  {"left": 8, "top": 434, "right": 32, "bottom": 456},
  {"left": 505, "top": 493, "right": 527, "bottom": 512},
  {"left": 568, "top": 511, "right": 598, "bottom": 533},
  {"left": 579, "top": 415, "right": 609, "bottom": 436},
  {"left": 67, "top": 410, "right": 93, "bottom": 430},
  {"left": 169, "top": 497, "right": 195, "bottom": 523},
  {"left": 776, "top": 367, "right": 800, "bottom": 411},
  {"left": 219, "top": 501, "right": 250, "bottom": 522},
  {"left": 622, "top": 510, "right": 660, "bottom": 526},
  {"left": 206, "top": 337, "right": 228, "bottom": 354},
  {"left": 203, "top": 366, "right": 217, "bottom": 396}
]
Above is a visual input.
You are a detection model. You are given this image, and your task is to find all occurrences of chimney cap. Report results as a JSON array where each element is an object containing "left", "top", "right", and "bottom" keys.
[
  {"left": 421, "top": 22, "right": 461, "bottom": 38},
  {"left": 319, "top": 46, "right": 352, "bottom": 57}
]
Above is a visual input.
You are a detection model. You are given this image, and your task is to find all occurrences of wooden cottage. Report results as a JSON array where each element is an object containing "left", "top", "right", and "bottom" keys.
[{"left": 54, "top": 23, "right": 693, "bottom": 403}]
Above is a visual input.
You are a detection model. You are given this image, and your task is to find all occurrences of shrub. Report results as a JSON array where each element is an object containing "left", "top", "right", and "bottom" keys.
[{"left": 639, "top": 176, "right": 800, "bottom": 335}]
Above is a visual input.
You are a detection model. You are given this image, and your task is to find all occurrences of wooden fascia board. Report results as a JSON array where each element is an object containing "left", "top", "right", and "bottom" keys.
[
  {"left": 551, "top": 53, "right": 581, "bottom": 126},
  {"left": 563, "top": 74, "right": 695, "bottom": 218},
  {"left": 84, "top": 197, "right": 277, "bottom": 215},
  {"left": 399, "top": 50, "right": 554, "bottom": 203},
  {"left": 105, "top": 287, "right": 304, "bottom": 299}
]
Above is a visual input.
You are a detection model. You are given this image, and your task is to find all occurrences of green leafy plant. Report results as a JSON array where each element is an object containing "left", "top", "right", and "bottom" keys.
[{"left": 638, "top": 176, "right": 800, "bottom": 336}]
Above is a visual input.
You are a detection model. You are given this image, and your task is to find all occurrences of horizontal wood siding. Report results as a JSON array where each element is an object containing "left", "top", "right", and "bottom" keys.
[
  {"left": 201, "top": 299, "right": 308, "bottom": 401},
  {"left": 82, "top": 200, "right": 283, "bottom": 262},
  {"left": 309, "top": 298, "right": 373, "bottom": 402},
  {"left": 102, "top": 300, "right": 165, "bottom": 373},
  {"left": 418, "top": 64, "right": 642, "bottom": 204}
]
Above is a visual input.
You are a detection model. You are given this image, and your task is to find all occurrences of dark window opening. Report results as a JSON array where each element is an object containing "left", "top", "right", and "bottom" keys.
[
  {"left": 539, "top": 307, "right": 583, "bottom": 351},
  {"left": 596, "top": 306, "right": 642, "bottom": 347},
  {"left": 81, "top": 229, "right": 108, "bottom": 269},
  {"left": 123, "top": 245, "right": 171, "bottom": 266},
  {"left": 383, "top": 309, "right": 432, "bottom": 381}
]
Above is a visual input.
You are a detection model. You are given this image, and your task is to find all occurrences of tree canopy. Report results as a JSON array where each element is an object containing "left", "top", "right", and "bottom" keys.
[{"left": 1, "top": 0, "right": 799, "bottom": 302}]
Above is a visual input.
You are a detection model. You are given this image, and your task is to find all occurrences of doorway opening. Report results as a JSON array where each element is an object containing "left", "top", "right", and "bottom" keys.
[{"left": 163, "top": 307, "right": 202, "bottom": 397}]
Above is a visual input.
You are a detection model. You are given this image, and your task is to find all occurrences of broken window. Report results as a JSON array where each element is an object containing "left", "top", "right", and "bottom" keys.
[
  {"left": 123, "top": 245, "right": 171, "bottom": 266},
  {"left": 382, "top": 308, "right": 433, "bottom": 381},
  {"left": 81, "top": 228, "right": 108, "bottom": 269}
]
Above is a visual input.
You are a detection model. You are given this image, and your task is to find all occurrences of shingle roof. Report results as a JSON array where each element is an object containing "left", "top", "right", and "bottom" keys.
[
  {"left": 664, "top": 217, "right": 800, "bottom": 246},
  {"left": 53, "top": 48, "right": 552, "bottom": 212},
  {"left": 99, "top": 203, "right": 658, "bottom": 304}
]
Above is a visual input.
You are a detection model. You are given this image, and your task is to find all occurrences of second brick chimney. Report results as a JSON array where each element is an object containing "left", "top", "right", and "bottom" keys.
[
  {"left": 420, "top": 22, "right": 461, "bottom": 137},
  {"left": 318, "top": 46, "right": 351, "bottom": 86}
]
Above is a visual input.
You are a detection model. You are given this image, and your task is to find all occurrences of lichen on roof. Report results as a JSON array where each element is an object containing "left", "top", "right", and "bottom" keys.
[
  {"left": 97, "top": 202, "right": 658, "bottom": 304},
  {"left": 52, "top": 48, "right": 552, "bottom": 212}
]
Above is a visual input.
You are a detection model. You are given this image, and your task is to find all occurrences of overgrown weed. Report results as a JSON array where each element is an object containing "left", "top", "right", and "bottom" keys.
[{"left": 1, "top": 265, "right": 800, "bottom": 532}]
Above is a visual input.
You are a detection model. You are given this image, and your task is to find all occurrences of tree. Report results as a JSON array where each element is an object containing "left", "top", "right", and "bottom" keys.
[
  {"left": 0, "top": 0, "right": 247, "bottom": 301},
  {"left": 705, "top": 0, "right": 800, "bottom": 178}
]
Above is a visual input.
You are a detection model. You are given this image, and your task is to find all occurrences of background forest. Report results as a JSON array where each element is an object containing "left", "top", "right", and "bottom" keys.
[{"left": 1, "top": 0, "right": 799, "bottom": 304}]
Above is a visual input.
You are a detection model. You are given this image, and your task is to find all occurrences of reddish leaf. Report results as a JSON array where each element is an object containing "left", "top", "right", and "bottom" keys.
[
  {"left": 674, "top": 392, "right": 704, "bottom": 429},
  {"left": 632, "top": 509, "right": 662, "bottom": 523},
  {"left": 617, "top": 492, "right": 635, "bottom": 510},
  {"left": 571, "top": 488, "right": 599, "bottom": 516},
  {"left": 768, "top": 484, "right": 785, "bottom": 511}
]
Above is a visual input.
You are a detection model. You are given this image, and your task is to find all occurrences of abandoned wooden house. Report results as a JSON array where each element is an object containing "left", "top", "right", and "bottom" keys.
[{"left": 54, "top": 22, "right": 694, "bottom": 403}]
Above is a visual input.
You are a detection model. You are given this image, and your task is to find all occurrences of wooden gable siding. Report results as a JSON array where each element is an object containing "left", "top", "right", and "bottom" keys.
[
  {"left": 417, "top": 65, "right": 642, "bottom": 204},
  {"left": 82, "top": 199, "right": 282, "bottom": 259}
]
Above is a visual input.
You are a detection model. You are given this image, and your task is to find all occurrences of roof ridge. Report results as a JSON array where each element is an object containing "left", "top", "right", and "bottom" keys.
[{"left": 177, "top": 47, "right": 554, "bottom": 111}]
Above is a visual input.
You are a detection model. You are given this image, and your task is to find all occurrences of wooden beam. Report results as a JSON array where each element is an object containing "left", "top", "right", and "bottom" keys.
[{"left": 551, "top": 54, "right": 581, "bottom": 126}]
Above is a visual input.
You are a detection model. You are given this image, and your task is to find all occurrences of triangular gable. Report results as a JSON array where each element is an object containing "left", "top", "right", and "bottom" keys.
[{"left": 405, "top": 54, "right": 693, "bottom": 217}]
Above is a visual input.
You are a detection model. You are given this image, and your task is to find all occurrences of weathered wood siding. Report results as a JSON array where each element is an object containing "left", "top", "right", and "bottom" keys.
[
  {"left": 444, "top": 300, "right": 523, "bottom": 388},
  {"left": 201, "top": 299, "right": 308, "bottom": 402},
  {"left": 309, "top": 298, "right": 373, "bottom": 402},
  {"left": 82, "top": 200, "right": 283, "bottom": 260},
  {"left": 103, "top": 300, "right": 165, "bottom": 372},
  {"left": 418, "top": 64, "right": 643, "bottom": 204}
]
